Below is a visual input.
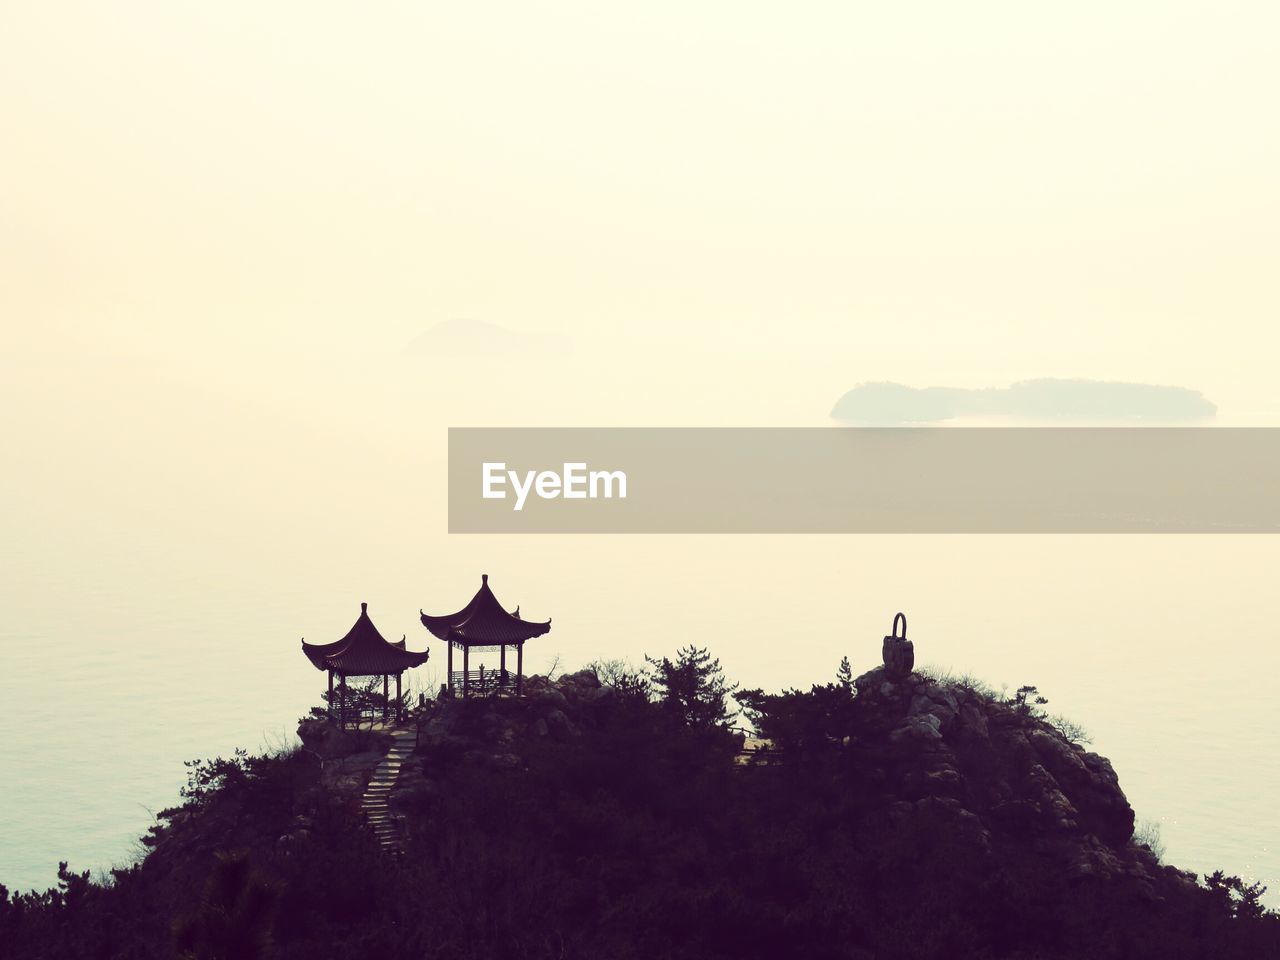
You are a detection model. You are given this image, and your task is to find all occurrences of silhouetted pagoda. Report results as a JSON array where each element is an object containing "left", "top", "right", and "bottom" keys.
[
  {"left": 302, "top": 602, "right": 430, "bottom": 726},
  {"left": 420, "top": 574, "right": 551, "bottom": 697}
]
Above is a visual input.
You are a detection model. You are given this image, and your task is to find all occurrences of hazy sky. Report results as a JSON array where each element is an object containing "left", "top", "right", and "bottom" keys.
[
  {"left": 5, "top": 1, "right": 1279, "bottom": 580},
  {"left": 4, "top": 2, "right": 1279, "bottom": 406}
]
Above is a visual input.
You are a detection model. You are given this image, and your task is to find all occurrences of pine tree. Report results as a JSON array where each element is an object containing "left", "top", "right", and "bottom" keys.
[
  {"left": 644, "top": 646, "right": 738, "bottom": 728},
  {"left": 836, "top": 656, "right": 853, "bottom": 690}
]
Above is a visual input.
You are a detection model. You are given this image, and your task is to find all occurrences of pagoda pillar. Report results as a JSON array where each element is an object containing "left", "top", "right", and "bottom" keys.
[
  {"left": 500, "top": 644, "right": 507, "bottom": 687},
  {"left": 327, "top": 670, "right": 334, "bottom": 719},
  {"left": 382, "top": 674, "right": 389, "bottom": 720},
  {"left": 395, "top": 672, "right": 402, "bottom": 721},
  {"left": 463, "top": 645, "right": 470, "bottom": 699},
  {"left": 447, "top": 641, "right": 454, "bottom": 695},
  {"left": 517, "top": 642, "right": 524, "bottom": 696}
]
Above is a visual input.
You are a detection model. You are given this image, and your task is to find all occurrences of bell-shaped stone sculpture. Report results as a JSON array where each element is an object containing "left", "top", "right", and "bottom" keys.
[{"left": 882, "top": 612, "right": 914, "bottom": 680}]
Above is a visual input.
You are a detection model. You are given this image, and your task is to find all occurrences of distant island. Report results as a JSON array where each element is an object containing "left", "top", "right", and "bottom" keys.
[
  {"left": 831, "top": 379, "right": 1218, "bottom": 424},
  {"left": 2, "top": 641, "right": 1275, "bottom": 959}
]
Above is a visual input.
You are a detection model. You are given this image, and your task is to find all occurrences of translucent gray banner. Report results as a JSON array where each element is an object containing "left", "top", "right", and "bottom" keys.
[{"left": 448, "top": 428, "right": 1280, "bottom": 533}]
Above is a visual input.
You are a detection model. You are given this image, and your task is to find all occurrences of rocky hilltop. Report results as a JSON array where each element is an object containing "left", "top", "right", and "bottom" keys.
[
  {"left": 847, "top": 666, "right": 1169, "bottom": 893},
  {"left": 3, "top": 660, "right": 1276, "bottom": 960},
  {"left": 294, "top": 663, "right": 1178, "bottom": 902}
]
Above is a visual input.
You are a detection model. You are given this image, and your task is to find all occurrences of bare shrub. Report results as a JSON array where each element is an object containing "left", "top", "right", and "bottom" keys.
[{"left": 1134, "top": 818, "right": 1167, "bottom": 862}]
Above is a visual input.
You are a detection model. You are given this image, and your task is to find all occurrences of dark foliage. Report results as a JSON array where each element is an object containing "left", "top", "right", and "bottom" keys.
[
  {"left": 644, "top": 645, "right": 738, "bottom": 728},
  {"left": 1007, "top": 685, "right": 1050, "bottom": 717},
  {"left": 738, "top": 658, "right": 859, "bottom": 757},
  {"left": 174, "top": 851, "right": 281, "bottom": 960},
  {"left": 2, "top": 659, "right": 1277, "bottom": 960}
]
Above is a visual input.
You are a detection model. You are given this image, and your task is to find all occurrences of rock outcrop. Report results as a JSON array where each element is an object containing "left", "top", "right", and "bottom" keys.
[{"left": 849, "top": 665, "right": 1186, "bottom": 896}]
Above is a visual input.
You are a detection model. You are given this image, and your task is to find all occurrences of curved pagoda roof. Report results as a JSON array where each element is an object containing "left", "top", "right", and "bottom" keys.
[
  {"left": 302, "top": 602, "right": 431, "bottom": 676},
  {"left": 420, "top": 574, "right": 551, "bottom": 647}
]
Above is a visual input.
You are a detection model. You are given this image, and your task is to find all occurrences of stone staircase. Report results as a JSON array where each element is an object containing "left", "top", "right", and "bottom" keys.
[{"left": 360, "top": 726, "right": 417, "bottom": 854}]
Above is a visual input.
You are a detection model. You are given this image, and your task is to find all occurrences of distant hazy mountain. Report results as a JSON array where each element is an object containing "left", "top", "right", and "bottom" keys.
[
  {"left": 831, "top": 379, "right": 1218, "bottom": 424},
  {"left": 403, "top": 319, "right": 563, "bottom": 358}
]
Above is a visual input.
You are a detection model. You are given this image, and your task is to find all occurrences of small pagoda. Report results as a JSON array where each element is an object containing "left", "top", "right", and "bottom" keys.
[
  {"left": 420, "top": 574, "right": 551, "bottom": 698},
  {"left": 302, "top": 602, "right": 430, "bottom": 726}
]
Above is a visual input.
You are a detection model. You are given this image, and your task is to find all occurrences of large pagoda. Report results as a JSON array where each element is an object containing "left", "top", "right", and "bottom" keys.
[
  {"left": 302, "top": 602, "right": 430, "bottom": 726},
  {"left": 420, "top": 574, "right": 551, "bottom": 697}
]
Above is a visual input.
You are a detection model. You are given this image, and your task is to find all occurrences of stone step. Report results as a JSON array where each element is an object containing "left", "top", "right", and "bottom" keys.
[{"left": 356, "top": 732, "right": 417, "bottom": 855}]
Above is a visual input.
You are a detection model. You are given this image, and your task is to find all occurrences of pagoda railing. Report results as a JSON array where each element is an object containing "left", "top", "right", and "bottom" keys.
[
  {"left": 331, "top": 698, "right": 404, "bottom": 726},
  {"left": 450, "top": 669, "right": 516, "bottom": 696}
]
